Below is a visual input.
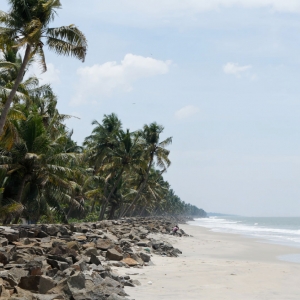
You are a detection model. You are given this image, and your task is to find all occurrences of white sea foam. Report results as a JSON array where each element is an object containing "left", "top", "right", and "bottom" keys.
[{"left": 190, "top": 216, "right": 300, "bottom": 248}]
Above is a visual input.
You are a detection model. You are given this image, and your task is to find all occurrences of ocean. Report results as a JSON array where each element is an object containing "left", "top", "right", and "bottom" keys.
[{"left": 189, "top": 216, "right": 300, "bottom": 262}]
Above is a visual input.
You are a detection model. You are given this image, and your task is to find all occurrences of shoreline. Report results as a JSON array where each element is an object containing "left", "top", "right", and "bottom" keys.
[{"left": 116, "top": 223, "right": 300, "bottom": 300}]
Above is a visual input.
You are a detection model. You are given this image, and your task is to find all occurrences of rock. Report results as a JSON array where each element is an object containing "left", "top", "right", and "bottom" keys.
[
  {"left": 0, "top": 238, "right": 8, "bottom": 247},
  {"left": 46, "top": 268, "right": 59, "bottom": 277},
  {"left": 136, "top": 241, "right": 150, "bottom": 247},
  {"left": 121, "top": 258, "right": 139, "bottom": 266},
  {"left": 32, "top": 294, "right": 64, "bottom": 300},
  {"left": 45, "top": 226, "right": 58, "bottom": 236},
  {"left": 67, "top": 272, "right": 85, "bottom": 290},
  {"left": 129, "top": 253, "right": 143, "bottom": 265},
  {"left": 0, "top": 251, "right": 9, "bottom": 265},
  {"left": 38, "top": 276, "right": 56, "bottom": 294},
  {"left": 107, "top": 293, "right": 128, "bottom": 300},
  {"left": 82, "top": 242, "right": 95, "bottom": 249},
  {"left": 37, "top": 231, "right": 49, "bottom": 238},
  {"left": 14, "top": 286, "right": 33, "bottom": 300},
  {"left": 2, "top": 230, "right": 19, "bottom": 242},
  {"left": 106, "top": 249, "right": 123, "bottom": 261},
  {"left": 18, "top": 275, "right": 41, "bottom": 292},
  {"left": 90, "top": 254, "right": 102, "bottom": 266},
  {"left": 124, "top": 281, "right": 135, "bottom": 287},
  {"left": 84, "top": 247, "right": 98, "bottom": 256},
  {"left": 24, "top": 261, "right": 43, "bottom": 276},
  {"left": 132, "top": 279, "right": 141, "bottom": 286},
  {"left": 7, "top": 267, "right": 28, "bottom": 284},
  {"left": 96, "top": 239, "right": 113, "bottom": 250},
  {"left": 140, "top": 252, "right": 151, "bottom": 262},
  {"left": 46, "top": 259, "right": 69, "bottom": 271},
  {"left": 66, "top": 241, "right": 80, "bottom": 251}
]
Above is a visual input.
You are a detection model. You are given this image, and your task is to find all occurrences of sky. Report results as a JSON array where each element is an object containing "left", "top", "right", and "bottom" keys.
[{"left": 3, "top": 0, "right": 300, "bottom": 216}]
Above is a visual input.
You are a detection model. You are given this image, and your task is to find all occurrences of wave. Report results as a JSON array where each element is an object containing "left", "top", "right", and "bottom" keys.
[{"left": 190, "top": 217, "right": 300, "bottom": 248}]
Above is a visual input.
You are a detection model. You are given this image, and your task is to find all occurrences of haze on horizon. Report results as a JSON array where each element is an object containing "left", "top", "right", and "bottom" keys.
[{"left": 4, "top": 0, "right": 300, "bottom": 217}]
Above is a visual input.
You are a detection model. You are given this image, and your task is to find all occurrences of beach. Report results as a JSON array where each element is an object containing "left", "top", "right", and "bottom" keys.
[{"left": 116, "top": 223, "right": 300, "bottom": 300}]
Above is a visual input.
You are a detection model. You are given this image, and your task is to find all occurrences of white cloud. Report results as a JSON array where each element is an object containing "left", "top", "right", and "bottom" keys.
[
  {"left": 71, "top": 53, "right": 172, "bottom": 106},
  {"left": 223, "top": 62, "right": 252, "bottom": 78},
  {"left": 175, "top": 105, "right": 199, "bottom": 120},
  {"left": 28, "top": 63, "right": 60, "bottom": 85}
]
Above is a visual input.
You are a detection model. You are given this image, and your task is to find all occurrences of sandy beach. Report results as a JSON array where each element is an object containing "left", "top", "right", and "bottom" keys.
[{"left": 115, "top": 223, "right": 300, "bottom": 300}]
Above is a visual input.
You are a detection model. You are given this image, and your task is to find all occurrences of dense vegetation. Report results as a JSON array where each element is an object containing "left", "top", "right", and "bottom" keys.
[{"left": 0, "top": 0, "right": 206, "bottom": 224}]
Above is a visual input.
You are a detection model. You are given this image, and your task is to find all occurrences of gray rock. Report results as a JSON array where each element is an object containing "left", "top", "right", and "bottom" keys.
[
  {"left": 107, "top": 293, "right": 129, "bottom": 300},
  {"left": 24, "top": 261, "right": 43, "bottom": 275},
  {"left": 90, "top": 254, "right": 101, "bottom": 265},
  {"left": 140, "top": 252, "right": 151, "bottom": 262},
  {"left": 96, "top": 239, "right": 113, "bottom": 250},
  {"left": 0, "top": 238, "right": 8, "bottom": 247},
  {"left": 32, "top": 294, "right": 64, "bottom": 300},
  {"left": 67, "top": 272, "right": 85, "bottom": 290},
  {"left": 46, "top": 259, "right": 69, "bottom": 271},
  {"left": 7, "top": 267, "right": 29, "bottom": 284},
  {"left": 38, "top": 276, "right": 56, "bottom": 294},
  {"left": 45, "top": 226, "right": 58, "bottom": 236},
  {"left": 84, "top": 247, "right": 98, "bottom": 256},
  {"left": 0, "top": 251, "right": 9, "bottom": 265}
]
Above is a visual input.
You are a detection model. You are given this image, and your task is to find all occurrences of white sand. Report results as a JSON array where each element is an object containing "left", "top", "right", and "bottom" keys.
[{"left": 115, "top": 224, "right": 300, "bottom": 300}]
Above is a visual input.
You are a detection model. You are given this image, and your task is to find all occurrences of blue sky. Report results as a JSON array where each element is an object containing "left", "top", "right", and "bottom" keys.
[{"left": 4, "top": 0, "right": 300, "bottom": 216}]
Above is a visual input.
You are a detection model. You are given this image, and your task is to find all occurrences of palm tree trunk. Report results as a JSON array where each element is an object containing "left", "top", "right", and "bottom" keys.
[
  {"left": 139, "top": 205, "right": 147, "bottom": 217},
  {"left": 120, "top": 156, "right": 154, "bottom": 218},
  {"left": 91, "top": 198, "right": 96, "bottom": 212},
  {"left": 0, "top": 44, "right": 31, "bottom": 136},
  {"left": 66, "top": 205, "right": 73, "bottom": 219},
  {"left": 13, "top": 174, "right": 31, "bottom": 224},
  {"left": 121, "top": 179, "right": 147, "bottom": 217},
  {"left": 16, "top": 174, "right": 30, "bottom": 203},
  {"left": 99, "top": 169, "right": 123, "bottom": 220}
]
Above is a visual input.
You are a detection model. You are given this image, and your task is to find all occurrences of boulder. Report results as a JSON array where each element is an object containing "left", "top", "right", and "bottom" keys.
[
  {"left": 38, "top": 276, "right": 56, "bottom": 294},
  {"left": 84, "top": 247, "right": 98, "bottom": 256},
  {"left": 140, "top": 252, "right": 151, "bottom": 263},
  {"left": 96, "top": 239, "right": 113, "bottom": 251},
  {"left": 0, "top": 251, "right": 9, "bottom": 265},
  {"left": 45, "top": 226, "right": 58, "bottom": 236},
  {"left": 0, "top": 238, "right": 8, "bottom": 247},
  {"left": 18, "top": 275, "right": 41, "bottom": 292},
  {"left": 90, "top": 254, "right": 102, "bottom": 266},
  {"left": 24, "top": 261, "right": 43, "bottom": 276},
  {"left": 66, "top": 241, "right": 80, "bottom": 252},
  {"left": 67, "top": 272, "right": 85, "bottom": 290},
  {"left": 106, "top": 249, "right": 123, "bottom": 261},
  {"left": 121, "top": 258, "right": 138, "bottom": 266}
]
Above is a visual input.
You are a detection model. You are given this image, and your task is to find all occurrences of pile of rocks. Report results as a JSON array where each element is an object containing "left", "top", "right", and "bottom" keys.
[{"left": 0, "top": 217, "right": 187, "bottom": 299}]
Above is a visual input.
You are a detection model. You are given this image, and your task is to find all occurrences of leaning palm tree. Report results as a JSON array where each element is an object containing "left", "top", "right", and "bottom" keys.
[{"left": 0, "top": 0, "right": 87, "bottom": 135}]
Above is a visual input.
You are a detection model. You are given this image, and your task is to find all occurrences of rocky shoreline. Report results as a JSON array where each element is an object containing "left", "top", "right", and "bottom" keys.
[{"left": 0, "top": 217, "right": 191, "bottom": 299}]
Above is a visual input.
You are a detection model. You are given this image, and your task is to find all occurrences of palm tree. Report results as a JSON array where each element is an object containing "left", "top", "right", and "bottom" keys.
[
  {"left": 121, "top": 122, "right": 172, "bottom": 217},
  {"left": 98, "top": 129, "right": 144, "bottom": 220},
  {"left": 0, "top": 105, "right": 82, "bottom": 223},
  {"left": 0, "top": 0, "right": 87, "bottom": 135}
]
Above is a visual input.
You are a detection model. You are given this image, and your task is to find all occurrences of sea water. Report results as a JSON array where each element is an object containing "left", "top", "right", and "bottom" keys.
[{"left": 189, "top": 216, "right": 300, "bottom": 262}]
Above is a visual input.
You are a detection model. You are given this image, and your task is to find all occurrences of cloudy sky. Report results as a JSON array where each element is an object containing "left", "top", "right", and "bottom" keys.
[{"left": 4, "top": 0, "right": 300, "bottom": 216}]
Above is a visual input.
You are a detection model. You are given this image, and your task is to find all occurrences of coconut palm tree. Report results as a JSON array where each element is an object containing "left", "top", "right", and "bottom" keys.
[
  {"left": 98, "top": 129, "right": 144, "bottom": 220},
  {"left": 0, "top": 0, "right": 87, "bottom": 135},
  {"left": 120, "top": 122, "right": 172, "bottom": 217},
  {"left": 0, "top": 104, "right": 82, "bottom": 223}
]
